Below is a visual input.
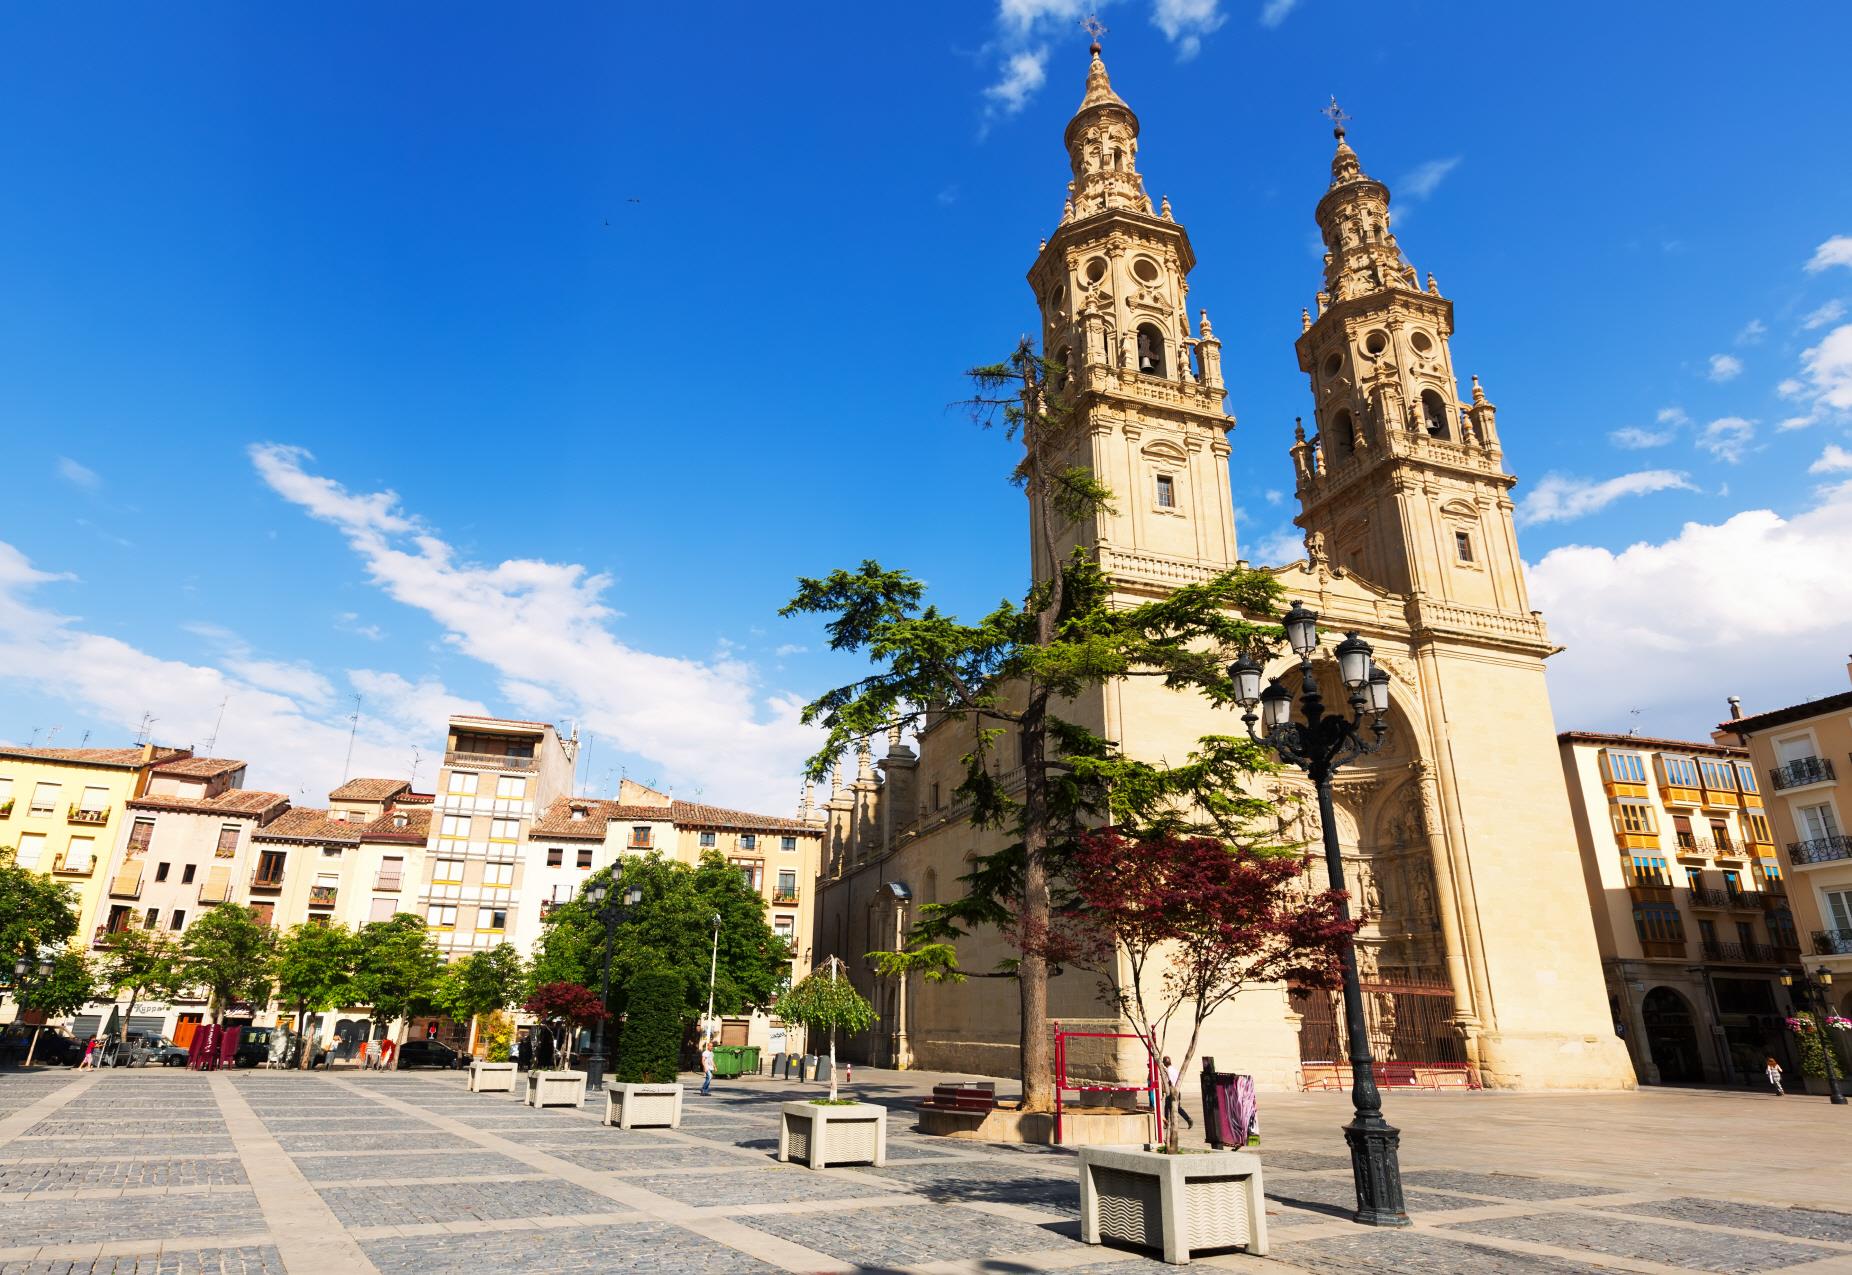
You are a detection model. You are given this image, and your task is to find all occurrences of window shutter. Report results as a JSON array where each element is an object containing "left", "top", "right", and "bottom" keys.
[
  {"left": 112, "top": 859, "right": 143, "bottom": 896},
  {"left": 203, "top": 865, "right": 232, "bottom": 902}
]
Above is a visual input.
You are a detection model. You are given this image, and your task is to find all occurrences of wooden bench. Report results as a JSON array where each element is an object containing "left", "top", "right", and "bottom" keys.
[{"left": 919, "top": 1082, "right": 998, "bottom": 1115}]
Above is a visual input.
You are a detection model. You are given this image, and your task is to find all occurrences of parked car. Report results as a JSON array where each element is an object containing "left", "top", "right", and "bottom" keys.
[
  {"left": 230, "top": 1026, "right": 284, "bottom": 1067},
  {"left": 0, "top": 1023, "right": 85, "bottom": 1066},
  {"left": 156, "top": 1038, "right": 191, "bottom": 1066},
  {"left": 114, "top": 1032, "right": 178, "bottom": 1067},
  {"left": 396, "top": 1039, "right": 466, "bottom": 1070}
]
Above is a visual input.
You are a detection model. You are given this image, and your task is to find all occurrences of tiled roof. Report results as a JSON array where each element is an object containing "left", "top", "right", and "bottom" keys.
[
  {"left": 151, "top": 756, "right": 246, "bottom": 779},
  {"left": 129, "top": 790, "right": 289, "bottom": 820},
  {"left": 395, "top": 791, "right": 435, "bottom": 805},
  {"left": 1558, "top": 731, "right": 1746, "bottom": 759},
  {"left": 528, "top": 798, "right": 675, "bottom": 840},
  {"left": 360, "top": 806, "right": 431, "bottom": 843},
  {"left": 1719, "top": 689, "right": 1852, "bottom": 738},
  {"left": 671, "top": 800, "right": 818, "bottom": 834},
  {"left": 253, "top": 806, "right": 361, "bottom": 845},
  {"left": 0, "top": 745, "right": 189, "bottom": 769},
  {"left": 329, "top": 777, "right": 410, "bottom": 802}
]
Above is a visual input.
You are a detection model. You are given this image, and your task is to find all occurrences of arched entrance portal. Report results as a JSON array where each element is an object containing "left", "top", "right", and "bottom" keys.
[{"left": 1641, "top": 987, "right": 1704, "bottom": 1083}]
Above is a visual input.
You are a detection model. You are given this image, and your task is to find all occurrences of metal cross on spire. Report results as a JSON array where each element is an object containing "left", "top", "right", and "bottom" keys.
[
  {"left": 1081, "top": 13, "right": 1108, "bottom": 50},
  {"left": 1321, "top": 96, "right": 1351, "bottom": 139}
]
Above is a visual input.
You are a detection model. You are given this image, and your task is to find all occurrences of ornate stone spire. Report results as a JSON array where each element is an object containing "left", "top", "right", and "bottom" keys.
[
  {"left": 1062, "top": 42, "right": 1148, "bottom": 218},
  {"left": 1314, "top": 116, "right": 1416, "bottom": 304}
]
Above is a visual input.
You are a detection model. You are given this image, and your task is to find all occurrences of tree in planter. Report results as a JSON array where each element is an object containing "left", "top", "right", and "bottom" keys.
[
  {"left": 353, "top": 913, "right": 445, "bottom": 1052},
  {"left": 273, "top": 922, "right": 358, "bottom": 1068},
  {"left": 774, "top": 957, "right": 877, "bottom": 1102},
  {"left": 181, "top": 904, "right": 277, "bottom": 1024},
  {"left": 96, "top": 928, "right": 186, "bottom": 1052},
  {"left": 523, "top": 981, "right": 605, "bottom": 1070},
  {"left": 787, "top": 343, "right": 1285, "bottom": 1112},
  {"left": 1050, "top": 828, "right": 1354, "bottom": 1152},
  {"left": 615, "top": 969, "right": 687, "bottom": 1084},
  {"left": 436, "top": 944, "right": 526, "bottom": 1057},
  {"left": 480, "top": 1010, "right": 515, "bottom": 1062}
]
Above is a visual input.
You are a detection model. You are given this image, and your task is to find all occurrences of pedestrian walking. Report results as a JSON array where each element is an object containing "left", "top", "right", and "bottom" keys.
[
  {"left": 700, "top": 1041, "right": 715, "bottom": 1095},
  {"left": 1766, "top": 1056, "right": 1785, "bottom": 1096},
  {"left": 1163, "top": 1055, "right": 1194, "bottom": 1130},
  {"left": 77, "top": 1037, "right": 98, "bottom": 1070}
]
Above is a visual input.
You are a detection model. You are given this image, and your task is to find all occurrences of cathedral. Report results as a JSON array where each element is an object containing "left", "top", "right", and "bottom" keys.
[{"left": 810, "top": 43, "right": 1636, "bottom": 1092}]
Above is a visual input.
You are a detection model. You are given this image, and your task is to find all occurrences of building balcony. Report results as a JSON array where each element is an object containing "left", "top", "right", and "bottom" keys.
[
  {"left": 627, "top": 837, "right": 654, "bottom": 850},
  {"left": 771, "top": 888, "right": 800, "bottom": 905},
  {"left": 1700, "top": 940, "right": 1800, "bottom": 965},
  {"left": 1711, "top": 835, "right": 1741, "bottom": 856},
  {"left": 0, "top": 800, "right": 13, "bottom": 818},
  {"left": 1790, "top": 835, "right": 1852, "bottom": 866},
  {"left": 1640, "top": 939, "right": 1687, "bottom": 959},
  {"left": 374, "top": 874, "right": 403, "bottom": 891},
  {"left": 108, "top": 873, "right": 143, "bottom": 899},
  {"left": 1675, "top": 832, "right": 1699, "bottom": 851},
  {"left": 1625, "top": 881, "right": 1674, "bottom": 904},
  {"left": 249, "top": 870, "right": 286, "bottom": 891},
  {"left": 308, "top": 884, "right": 338, "bottom": 907},
  {"left": 1813, "top": 929, "right": 1852, "bottom": 956},
  {"left": 1770, "top": 756, "right": 1835, "bottom": 791},
  {"left": 445, "top": 750, "right": 533, "bottom": 772},
  {"left": 50, "top": 852, "right": 95, "bottom": 877},
  {"left": 1687, "top": 887, "right": 1757, "bottom": 910},
  {"left": 92, "top": 923, "right": 134, "bottom": 949},
  {"left": 198, "top": 879, "right": 233, "bottom": 904},
  {"left": 67, "top": 804, "right": 110, "bottom": 826}
]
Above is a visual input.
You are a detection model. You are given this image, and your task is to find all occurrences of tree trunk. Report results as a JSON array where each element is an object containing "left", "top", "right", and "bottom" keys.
[
  {"left": 295, "top": 1000, "right": 311, "bottom": 1069},
  {"left": 1017, "top": 695, "right": 1056, "bottom": 1114},
  {"left": 828, "top": 1028, "right": 839, "bottom": 1102}
]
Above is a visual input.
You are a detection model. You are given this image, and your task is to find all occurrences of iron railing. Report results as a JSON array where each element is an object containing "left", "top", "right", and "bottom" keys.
[
  {"left": 1771, "top": 756, "right": 1835, "bottom": 790},
  {"left": 1813, "top": 929, "right": 1852, "bottom": 956},
  {"left": 1790, "top": 835, "right": 1852, "bottom": 865},
  {"left": 1700, "top": 940, "right": 1799, "bottom": 964}
]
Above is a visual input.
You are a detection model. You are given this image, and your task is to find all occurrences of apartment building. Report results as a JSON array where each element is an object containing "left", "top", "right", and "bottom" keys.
[
  {"left": 523, "top": 796, "right": 676, "bottom": 933},
  {"left": 1719, "top": 667, "right": 1852, "bottom": 1017},
  {"left": 0, "top": 743, "right": 190, "bottom": 945},
  {"left": 422, "top": 716, "right": 575, "bottom": 954},
  {"left": 246, "top": 779, "right": 431, "bottom": 931},
  {"left": 1560, "top": 731, "right": 1797, "bottom": 1086}
]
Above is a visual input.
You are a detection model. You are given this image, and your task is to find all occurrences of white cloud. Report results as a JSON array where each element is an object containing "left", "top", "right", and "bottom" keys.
[
  {"left": 985, "top": 47, "right": 1049, "bottom": 113},
  {"left": 1398, "top": 157, "right": 1462, "bottom": 202},
  {"left": 1735, "top": 318, "right": 1767, "bottom": 345},
  {"left": 336, "top": 611, "right": 385, "bottom": 641},
  {"left": 1608, "top": 426, "right": 1673, "bottom": 450},
  {"left": 1258, "top": 0, "right": 1298, "bottom": 27},
  {"left": 1799, "top": 324, "right": 1852, "bottom": 412},
  {"left": 1531, "top": 481, "right": 1852, "bottom": 738},
  {"left": 1151, "top": 0, "right": 1225, "bottom": 59},
  {"left": 773, "top": 643, "right": 808, "bottom": 658},
  {"left": 1810, "top": 444, "right": 1852, "bottom": 474},
  {"left": 1801, "top": 300, "right": 1846, "bottom": 331},
  {"left": 249, "top": 444, "right": 818, "bottom": 812},
  {"left": 997, "top": 0, "right": 1086, "bottom": 34},
  {"left": 56, "top": 457, "right": 100, "bottom": 490},
  {"left": 1247, "top": 526, "right": 1306, "bottom": 565},
  {"left": 1804, "top": 235, "right": 1852, "bottom": 273},
  {"left": 1697, "top": 415, "right": 1755, "bottom": 463},
  {"left": 1706, "top": 353, "right": 1743, "bottom": 382},
  {"left": 1263, "top": 489, "right": 1285, "bottom": 506},
  {"left": 1657, "top": 406, "right": 1690, "bottom": 427},
  {"left": 1516, "top": 470, "right": 1695, "bottom": 527}
]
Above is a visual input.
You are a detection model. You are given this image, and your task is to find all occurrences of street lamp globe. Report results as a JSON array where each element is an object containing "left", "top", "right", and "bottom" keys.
[
  {"left": 1229, "top": 654, "right": 1264, "bottom": 710},
  {"left": 1368, "top": 666, "right": 1392, "bottom": 716},
  {"left": 1260, "top": 680, "right": 1294, "bottom": 731},
  {"left": 1334, "top": 632, "right": 1374, "bottom": 690},
  {"left": 1817, "top": 965, "right": 1834, "bottom": 987},
  {"left": 587, "top": 883, "right": 608, "bottom": 906},
  {"left": 12, "top": 957, "right": 27, "bottom": 979},
  {"left": 1780, "top": 968, "right": 1795, "bottom": 987},
  {"left": 1282, "top": 600, "right": 1319, "bottom": 657},
  {"left": 623, "top": 886, "right": 643, "bottom": 908}
]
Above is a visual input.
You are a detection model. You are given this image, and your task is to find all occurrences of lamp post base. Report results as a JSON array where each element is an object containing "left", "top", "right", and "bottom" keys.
[
  {"left": 1343, "top": 1113, "right": 1410, "bottom": 1227},
  {"left": 584, "top": 1053, "right": 605, "bottom": 1092}
]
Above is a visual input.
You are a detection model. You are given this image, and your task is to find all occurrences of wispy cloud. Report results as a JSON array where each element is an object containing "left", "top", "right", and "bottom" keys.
[
  {"left": 981, "top": 1, "right": 1234, "bottom": 116},
  {"left": 1697, "top": 416, "right": 1755, "bottom": 463},
  {"left": 1810, "top": 444, "right": 1852, "bottom": 475},
  {"left": 1706, "top": 353, "right": 1743, "bottom": 382},
  {"left": 1804, "top": 234, "right": 1852, "bottom": 273},
  {"left": 1258, "top": 0, "right": 1298, "bottom": 27},
  {"left": 1516, "top": 470, "right": 1695, "bottom": 526},
  {"left": 1151, "top": 0, "right": 1226, "bottom": 59},
  {"left": 1777, "top": 322, "right": 1852, "bottom": 430},
  {"left": 1735, "top": 318, "right": 1766, "bottom": 345},
  {"left": 1801, "top": 299, "right": 1845, "bottom": 331},
  {"left": 985, "top": 47, "right": 1050, "bottom": 114},
  {"left": 56, "top": 458, "right": 100, "bottom": 490},
  {"left": 1398, "top": 157, "right": 1462, "bottom": 202},
  {"left": 1609, "top": 426, "right": 1673, "bottom": 450}
]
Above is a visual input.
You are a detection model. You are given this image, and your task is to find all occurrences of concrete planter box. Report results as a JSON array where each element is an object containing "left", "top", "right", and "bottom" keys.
[
  {"left": 778, "top": 1100, "right": 886, "bottom": 1169},
  {"left": 525, "top": 1069, "right": 588, "bottom": 1108},
  {"left": 1079, "top": 1145, "right": 1268, "bottom": 1265},
  {"left": 920, "top": 1103, "right": 1152, "bottom": 1146},
  {"left": 468, "top": 1061, "right": 517, "bottom": 1093},
  {"left": 605, "top": 1083, "right": 683, "bottom": 1129}
]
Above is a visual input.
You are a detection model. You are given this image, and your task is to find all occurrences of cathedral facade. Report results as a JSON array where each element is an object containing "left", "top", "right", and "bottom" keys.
[{"left": 810, "top": 46, "right": 1636, "bottom": 1092}]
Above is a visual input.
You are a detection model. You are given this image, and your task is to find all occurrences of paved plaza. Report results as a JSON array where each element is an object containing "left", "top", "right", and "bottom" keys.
[{"left": 0, "top": 1066, "right": 1849, "bottom": 1274}]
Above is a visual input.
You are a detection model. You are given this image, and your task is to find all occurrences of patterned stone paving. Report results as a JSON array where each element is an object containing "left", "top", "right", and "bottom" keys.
[{"left": 0, "top": 1065, "right": 1849, "bottom": 1274}]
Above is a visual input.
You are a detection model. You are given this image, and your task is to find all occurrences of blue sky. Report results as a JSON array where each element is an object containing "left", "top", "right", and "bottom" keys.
[{"left": 3, "top": 3, "right": 1851, "bottom": 811}]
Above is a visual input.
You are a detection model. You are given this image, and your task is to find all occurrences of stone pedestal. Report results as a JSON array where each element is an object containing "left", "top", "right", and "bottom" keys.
[
  {"left": 1079, "top": 1145, "right": 1268, "bottom": 1265},
  {"left": 778, "top": 1101, "right": 886, "bottom": 1170},
  {"left": 525, "top": 1069, "right": 588, "bottom": 1108},
  {"left": 605, "top": 1083, "right": 683, "bottom": 1129},
  {"left": 468, "top": 1061, "right": 516, "bottom": 1093}
]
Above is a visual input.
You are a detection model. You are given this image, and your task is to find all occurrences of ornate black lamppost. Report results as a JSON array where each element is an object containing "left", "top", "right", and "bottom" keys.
[
  {"left": 1779, "top": 964, "right": 1847, "bottom": 1105},
  {"left": 583, "top": 881, "right": 643, "bottom": 1092},
  {"left": 1229, "top": 601, "right": 1408, "bottom": 1227}
]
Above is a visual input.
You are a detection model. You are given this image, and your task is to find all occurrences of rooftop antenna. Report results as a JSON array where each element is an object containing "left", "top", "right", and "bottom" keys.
[
  {"left": 1627, "top": 707, "right": 1643, "bottom": 737},
  {"left": 408, "top": 744, "right": 422, "bottom": 790},
  {"left": 28, "top": 726, "right": 40, "bottom": 746},
  {"left": 44, "top": 725, "right": 62, "bottom": 745},
  {"left": 579, "top": 732, "right": 594, "bottom": 794},
  {"left": 202, "top": 697, "right": 229, "bottom": 757},
  {"left": 341, "top": 694, "right": 362, "bottom": 783},
  {"left": 78, "top": 730, "right": 91, "bottom": 747},
  {"left": 133, "top": 712, "right": 156, "bottom": 746}
]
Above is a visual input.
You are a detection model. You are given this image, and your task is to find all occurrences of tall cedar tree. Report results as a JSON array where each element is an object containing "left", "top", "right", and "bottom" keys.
[
  {"left": 615, "top": 968, "right": 688, "bottom": 1084},
  {"left": 1052, "top": 829, "right": 1355, "bottom": 1151},
  {"left": 180, "top": 903, "right": 276, "bottom": 1024},
  {"left": 273, "top": 922, "right": 359, "bottom": 1067},
  {"left": 353, "top": 913, "right": 445, "bottom": 1041},
  {"left": 783, "top": 340, "right": 1285, "bottom": 1111},
  {"left": 97, "top": 928, "right": 187, "bottom": 1045}
]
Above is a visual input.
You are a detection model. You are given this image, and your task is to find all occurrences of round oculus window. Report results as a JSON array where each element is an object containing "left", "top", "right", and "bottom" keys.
[
  {"left": 1322, "top": 353, "right": 1342, "bottom": 378},
  {"left": 1363, "top": 330, "right": 1389, "bottom": 357},
  {"left": 1084, "top": 257, "right": 1108, "bottom": 284},
  {"left": 1410, "top": 330, "right": 1433, "bottom": 355},
  {"left": 1131, "top": 256, "right": 1161, "bottom": 284}
]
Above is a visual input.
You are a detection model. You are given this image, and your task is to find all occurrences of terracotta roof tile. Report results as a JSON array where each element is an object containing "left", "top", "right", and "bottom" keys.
[
  {"left": 328, "top": 777, "right": 410, "bottom": 802},
  {"left": 1719, "top": 689, "right": 1852, "bottom": 738},
  {"left": 359, "top": 806, "right": 431, "bottom": 843},
  {"left": 129, "top": 789, "right": 288, "bottom": 820},
  {"left": 671, "top": 800, "right": 819, "bottom": 834},
  {"left": 0, "top": 745, "right": 189, "bottom": 769},
  {"left": 1557, "top": 730, "right": 1746, "bottom": 759},
  {"left": 152, "top": 756, "right": 246, "bottom": 779},
  {"left": 253, "top": 806, "right": 361, "bottom": 845},
  {"left": 527, "top": 797, "right": 676, "bottom": 840}
]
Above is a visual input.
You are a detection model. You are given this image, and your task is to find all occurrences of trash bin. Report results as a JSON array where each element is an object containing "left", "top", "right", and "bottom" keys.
[
  {"left": 740, "top": 1046, "right": 761, "bottom": 1075},
  {"left": 769, "top": 1052, "right": 785, "bottom": 1078},
  {"left": 712, "top": 1046, "right": 745, "bottom": 1079},
  {"left": 798, "top": 1054, "right": 816, "bottom": 1081}
]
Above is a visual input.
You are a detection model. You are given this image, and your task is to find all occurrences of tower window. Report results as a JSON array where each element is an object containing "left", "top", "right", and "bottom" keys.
[
  {"left": 1156, "top": 474, "right": 1176, "bottom": 508},
  {"left": 1421, "top": 391, "right": 1452, "bottom": 440},
  {"left": 1329, "top": 410, "right": 1355, "bottom": 456},
  {"left": 1136, "top": 325, "right": 1167, "bottom": 377},
  {"left": 1455, "top": 531, "right": 1474, "bottom": 563}
]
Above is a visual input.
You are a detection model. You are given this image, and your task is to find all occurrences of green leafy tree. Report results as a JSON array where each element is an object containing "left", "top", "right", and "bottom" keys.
[
  {"left": 0, "top": 847, "right": 80, "bottom": 974},
  {"left": 775, "top": 956, "right": 877, "bottom": 1102},
  {"left": 480, "top": 1009, "right": 515, "bottom": 1062},
  {"left": 19, "top": 948, "right": 97, "bottom": 1023},
  {"left": 273, "top": 922, "right": 358, "bottom": 1068},
  {"left": 523, "top": 980, "right": 604, "bottom": 1070},
  {"left": 530, "top": 854, "right": 789, "bottom": 1022},
  {"left": 180, "top": 904, "right": 277, "bottom": 1024},
  {"left": 614, "top": 968, "right": 687, "bottom": 1084},
  {"left": 353, "top": 912, "right": 445, "bottom": 1043},
  {"left": 96, "top": 928, "right": 186, "bottom": 1045},
  {"left": 785, "top": 340, "right": 1284, "bottom": 1111},
  {"left": 436, "top": 944, "right": 526, "bottom": 1055}
]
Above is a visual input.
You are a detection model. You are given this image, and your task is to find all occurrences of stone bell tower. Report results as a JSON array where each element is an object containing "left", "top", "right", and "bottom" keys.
[
  {"left": 1024, "top": 42, "right": 1238, "bottom": 595},
  {"left": 1290, "top": 120, "right": 1530, "bottom": 621}
]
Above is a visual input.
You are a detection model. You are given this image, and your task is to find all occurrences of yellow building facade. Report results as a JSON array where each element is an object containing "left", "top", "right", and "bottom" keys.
[{"left": 813, "top": 46, "right": 1635, "bottom": 1091}]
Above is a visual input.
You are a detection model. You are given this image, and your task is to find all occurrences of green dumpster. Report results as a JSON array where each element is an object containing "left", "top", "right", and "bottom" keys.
[
  {"left": 711, "top": 1045, "right": 746, "bottom": 1079},
  {"left": 740, "top": 1045, "right": 761, "bottom": 1075}
]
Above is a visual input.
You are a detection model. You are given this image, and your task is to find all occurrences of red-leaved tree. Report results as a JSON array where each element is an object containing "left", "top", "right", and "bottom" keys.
[
  {"left": 1053, "top": 829, "right": 1356, "bottom": 1153},
  {"left": 523, "top": 981, "right": 605, "bottom": 1072}
]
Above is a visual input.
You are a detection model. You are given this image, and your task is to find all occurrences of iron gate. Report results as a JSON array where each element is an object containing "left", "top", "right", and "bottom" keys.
[{"left": 1291, "top": 979, "right": 1476, "bottom": 1088}]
